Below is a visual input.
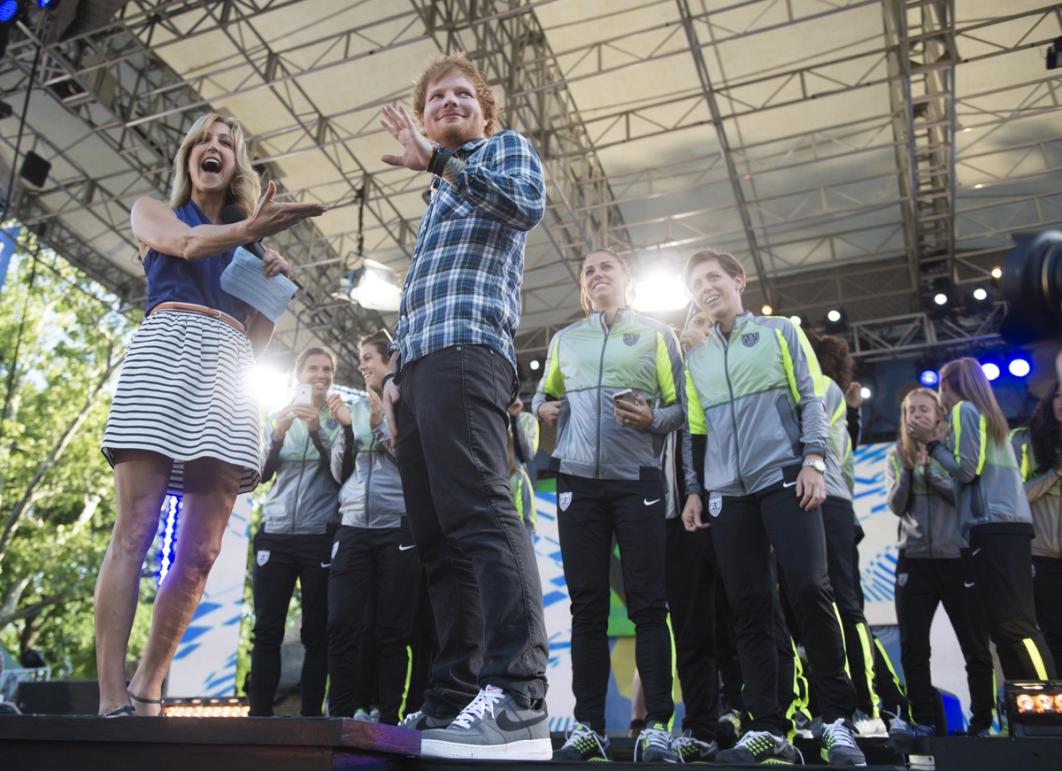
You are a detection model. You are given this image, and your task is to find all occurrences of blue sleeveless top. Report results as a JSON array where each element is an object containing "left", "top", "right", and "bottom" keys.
[{"left": 143, "top": 200, "right": 249, "bottom": 323}]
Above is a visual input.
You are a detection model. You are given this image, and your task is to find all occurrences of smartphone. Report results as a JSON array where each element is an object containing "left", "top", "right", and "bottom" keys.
[
  {"left": 294, "top": 383, "right": 313, "bottom": 406},
  {"left": 613, "top": 388, "right": 638, "bottom": 407}
]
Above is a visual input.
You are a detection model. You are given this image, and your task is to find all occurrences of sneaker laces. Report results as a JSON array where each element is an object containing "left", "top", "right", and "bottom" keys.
[
  {"left": 399, "top": 709, "right": 423, "bottom": 728},
  {"left": 450, "top": 687, "right": 506, "bottom": 730},
  {"left": 823, "top": 718, "right": 859, "bottom": 750},
  {"left": 734, "top": 729, "right": 780, "bottom": 757},
  {"left": 562, "top": 722, "right": 608, "bottom": 757},
  {"left": 634, "top": 724, "right": 673, "bottom": 762}
]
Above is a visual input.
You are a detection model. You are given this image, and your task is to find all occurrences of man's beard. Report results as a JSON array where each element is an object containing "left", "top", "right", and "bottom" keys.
[{"left": 432, "top": 120, "right": 478, "bottom": 149}]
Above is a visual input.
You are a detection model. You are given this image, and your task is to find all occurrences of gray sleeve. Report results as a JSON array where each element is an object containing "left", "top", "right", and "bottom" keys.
[
  {"left": 885, "top": 449, "right": 911, "bottom": 516},
  {"left": 782, "top": 320, "right": 828, "bottom": 457},
  {"left": 330, "top": 426, "right": 348, "bottom": 485}
]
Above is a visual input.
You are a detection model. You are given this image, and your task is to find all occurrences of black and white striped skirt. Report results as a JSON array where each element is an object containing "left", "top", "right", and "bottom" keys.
[{"left": 102, "top": 309, "right": 261, "bottom": 495}]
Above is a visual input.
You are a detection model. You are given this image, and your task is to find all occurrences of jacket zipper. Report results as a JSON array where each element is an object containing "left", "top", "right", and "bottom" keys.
[
  {"left": 717, "top": 324, "right": 744, "bottom": 493},
  {"left": 923, "top": 463, "right": 934, "bottom": 558},
  {"left": 290, "top": 431, "right": 311, "bottom": 535},
  {"left": 594, "top": 313, "right": 613, "bottom": 479}
]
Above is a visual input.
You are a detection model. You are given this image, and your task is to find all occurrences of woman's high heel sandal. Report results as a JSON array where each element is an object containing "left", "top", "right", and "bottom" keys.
[{"left": 127, "top": 690, "right": 165, "bottom": 716}]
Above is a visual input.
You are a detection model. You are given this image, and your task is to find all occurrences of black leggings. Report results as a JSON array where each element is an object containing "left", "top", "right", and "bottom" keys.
[{"left": 558, "top": 473, "right": 672, "bottom": 734}]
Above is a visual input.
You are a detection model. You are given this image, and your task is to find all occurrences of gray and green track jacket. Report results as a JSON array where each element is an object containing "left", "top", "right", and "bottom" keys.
[
  {"left": 928, "top": 400, "right": 1032, "bottom": 538},
  {"left": 510, "top": 465, "right": 536, "bottom": 532},
  {"left": 531, "top": 308, "right": 685, "bottom": 480},
  {"left": 822, "top": 377, "right": 855, "bottom": 501},
  {"left": 260, "top": 404, "right": 342, "bottom": 535},
  {"left": 885, "top": 444, "right": 964, "bottom": 558},
  {"left": 330, "top": 398, "right": 406, "bottom": 530},
  {"left": 1010, "top": 427, "right": 1062, "bottom": 558},
  {"left": 683, "top": 312, "right": 828, "bottom": 497}
]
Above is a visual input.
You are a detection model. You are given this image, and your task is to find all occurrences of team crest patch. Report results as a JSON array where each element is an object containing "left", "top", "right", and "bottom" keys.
[
  {"left": 741, "top": 332, "right": 759, "bottom": 348},
  {"left": 256, "top": 550, "right": 271, "bottom": 567},
  {"left": 897, "top": 572, "right": 908, "bottom": 587},
  {"left": 708, "top": 493, "right": 723, "bottom": 517},
  {"left": 623, "top": 332, "right": 640, "bottom": 347},
  {"left": 559, "top": 492, "right": 573, "bottom": 511}
]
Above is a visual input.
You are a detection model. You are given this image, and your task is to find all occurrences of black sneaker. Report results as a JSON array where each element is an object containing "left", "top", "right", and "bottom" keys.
[
  {"left": 398, "top": 709, "right": 451, "bottom": 731},
  {"left": 715, "top": 730, "right": 798, "bottom": 764},
  {"left": 419, "top": 686, "right": 551, "bottom": 760},
  {"left": 633, "top": 721, "right": 678, "bottom": 763},
  {"left": 817, "top": 718, "right": 867, "bottom": 766},
  {"left": 552, "top": 722, "right": 610, "bottom": 761},
  {"left": 674, "top": 729, "right": 718, "bottom": 762}
]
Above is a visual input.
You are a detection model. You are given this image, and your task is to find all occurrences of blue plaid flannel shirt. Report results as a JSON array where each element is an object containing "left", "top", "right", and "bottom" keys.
[{"left": 393, "top": 129, "right": 545, "bottom": 376}]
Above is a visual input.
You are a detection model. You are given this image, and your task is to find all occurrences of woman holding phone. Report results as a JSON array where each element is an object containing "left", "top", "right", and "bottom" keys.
[
  {"left": 95, "top": 113, "right": 324, "bottom": 717},
  {"left": 532, "top": 249, "right": 685, "bottom": 763},
  {"left": 680, "top": 249, "right": 864, "bottom": 767},
  {"left": 909, "top": 357, "right": 1055, "bottom": 680},
  {"left": 248, "top": 347, "right": 342, "bottom": 716}
]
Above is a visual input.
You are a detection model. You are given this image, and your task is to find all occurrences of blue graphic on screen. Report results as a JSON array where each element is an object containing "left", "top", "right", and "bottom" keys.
[{"left": 157, "top": 495, "right": 181, "bottom": 585}]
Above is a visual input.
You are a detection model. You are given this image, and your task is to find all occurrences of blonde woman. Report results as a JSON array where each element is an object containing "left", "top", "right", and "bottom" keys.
[
  {"left": 95, "top": 113, "right": 324, "bottom": 717},
  {"left": 887, "top": 388, "right": 993, "bottom": 737},
  {"left": 909, "top": 358, "right": 1056, "bottom": 681}
]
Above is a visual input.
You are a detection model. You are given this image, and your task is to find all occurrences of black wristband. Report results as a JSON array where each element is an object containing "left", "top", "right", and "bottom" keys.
[{"left": 428, "top": 147, "right": 452, "bottom": 177}]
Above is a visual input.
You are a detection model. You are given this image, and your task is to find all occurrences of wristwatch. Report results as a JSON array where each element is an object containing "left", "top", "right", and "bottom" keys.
[{"left": 802, "top": 457, "right": 826, "bottom": 473}]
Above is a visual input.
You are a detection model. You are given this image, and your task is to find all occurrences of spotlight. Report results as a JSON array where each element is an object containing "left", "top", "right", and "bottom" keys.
[
  {"left": 0, "top": 2, "right": 20, "bottom": 22},
  {"left": 972, "top": 287, "right": 988, "bottom": 302},
  {"left": 633, "top": 270, "right": 690, "bottom": 312},
  {"left": 859, "top": 386, "right": 872, "bottom": 400},
  {"left": 824, "top": 307, "right": 847, "bottom": 333},
  {"left": 919, "top": 369, "right": 940, "bottom": 387},
  {"left": 761, "top": 304, "right": 773, "bottom": 315},
  {"left": 1006, "top": 680, "right": 1062, "bottom": 737},
  {"left": 338, "top": 259, "right": 401, "bottom": 312},
  {"left": 36, "top": 0, "right": 60, "bottom": 8},
  {"left": 933, "top": 292, "right": 948, "bottom": 306},
  {"left": 789, "top": 315, "right": 802, "bottom": 326},
  {"left": 981, "top": 362, "right": 1001, "bottom": 381},
  {"left": 529, "top": 359, "right": 541, "bottom": 372},
  {"left": 991, "top": 266, "right": 1002, "bottom": 280},
  {"left": 1008, "top": 356, "right": 1032, "bottom": 378}
]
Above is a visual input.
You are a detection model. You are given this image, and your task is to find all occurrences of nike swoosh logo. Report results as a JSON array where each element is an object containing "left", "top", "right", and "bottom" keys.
[
  {"left": 782, "top": 481, "right": 797, "bottom": 488},
  {"left": 398, "top": 544, "right": 416, "bottom": 551},
  {"left": 320, "top": 562, "right": 331, "bottom": 569},
  {"left": 494, "top": 710, "right": 547, "bottom": 732},
  {"left": 643, "top": 498, "right": 661, "bottom": 506},
  {"left": 963, "top": 582, "right": 976, "bottom": 588}
]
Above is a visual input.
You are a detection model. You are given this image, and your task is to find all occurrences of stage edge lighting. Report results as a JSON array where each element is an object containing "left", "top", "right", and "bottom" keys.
[{"left": 1006, "top": 680, "right": 1062, "bottom": 737}]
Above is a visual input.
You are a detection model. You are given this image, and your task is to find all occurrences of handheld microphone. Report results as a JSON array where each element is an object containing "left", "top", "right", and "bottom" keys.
[{"left": 220, "top": 204, "right": 302, "bottom": 290}]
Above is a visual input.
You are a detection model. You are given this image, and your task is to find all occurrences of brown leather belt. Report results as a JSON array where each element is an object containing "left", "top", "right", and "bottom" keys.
[{"left": 149, "top": 301, "right": 246, "bottom": 334}]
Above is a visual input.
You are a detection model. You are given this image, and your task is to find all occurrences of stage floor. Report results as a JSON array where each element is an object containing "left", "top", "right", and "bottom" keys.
[{"left": 2, "top": 714, "right": 1060, "bottom": 769}]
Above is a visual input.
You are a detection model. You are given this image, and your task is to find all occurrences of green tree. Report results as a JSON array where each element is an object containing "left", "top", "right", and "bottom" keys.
[{"left": 0, "top": 230, "right": 152, "bottom": 677}]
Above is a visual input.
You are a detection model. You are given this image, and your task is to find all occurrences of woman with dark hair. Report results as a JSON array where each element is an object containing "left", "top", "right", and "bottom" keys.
[
  {"left": 888, "top": 388, "right": 994, "bottom": 737},
  {"left": 1011, "top": 382, "right": 1062, "bottom": 669},
  {"left": 249, "top": 347, "right": 342, "bottom": 717},
  {"left": 326, "top": 331, "right": 418, "bottom": 724},
  {"left": 910, "top": 357, "right": 1055, "bottom": 680},
  {"left": 681, "top": 249, "right": 864, "bottom": 766},
  {"left": 95, "top": 113, "right": 323, "bottom": 717},
  {"left": 533, "top": 249, "right": 685, "bottom": 763}
]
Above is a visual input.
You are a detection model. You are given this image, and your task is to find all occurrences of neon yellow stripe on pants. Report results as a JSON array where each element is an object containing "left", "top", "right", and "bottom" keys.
[{"left": 1022, "top": 638, "right": 1050, "bottom": 679}]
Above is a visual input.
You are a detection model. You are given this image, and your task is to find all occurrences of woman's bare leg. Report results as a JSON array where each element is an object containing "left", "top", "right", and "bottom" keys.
[
  {"left": 127, "top": 457, "right": 242, "bottom": 715},
  {"left": 95, "top": 450, "right": 173, "bottom": 715}
]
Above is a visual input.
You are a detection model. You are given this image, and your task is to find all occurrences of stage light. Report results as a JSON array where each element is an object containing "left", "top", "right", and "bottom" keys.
[
  {"left": 1006, "top": 680, "right": 1062, "bottom": 737},
  {"left": 991, "top": 266, "right": 1002, "bottom": 279},
  {"left": 36, "top": 0, "right": 60, "bottom": 8},
  {"left": 860, "top": 386, "right": 872, "bottom": 400},
  {"left": 529, "top": 359, "right": 540, "bottom": 371},
  {"left": 0, "top": 1, "right": 19, "bottom": 22},
  {"left": 1008, "top": 357, "right": 1032, "bottom": 378},
  {"left": 933, "top": 292, "right": 948, "bottom": 306},
  {"left": 342, "top": 259, "right": 401, "bottom": 312},
  {"left": 824, "top": 307, "right": 848, "bottom": 333},
  {"left": 789, "top": 315, "right": 803, "bottom": 326},
  {"left": 981, "top": 362, "right": 1001, "bottom": 381},
  {"left": 632, "top": 270, "right": 690, "bottom": 312},
  {"left": 919, "top": 369, "right": 939, "bottom": 387},
  {"left": 761, "top": 304, "right": 773, "bottom": 315},
  {"left": 164, "top": 697, "right": 250, "bottom": 718},
  {"left": 972, "top": 287, "right": 988, "bottom": 302}
]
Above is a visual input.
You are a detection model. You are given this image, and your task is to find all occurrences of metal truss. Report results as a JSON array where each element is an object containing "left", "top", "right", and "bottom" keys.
[{"left": 847, "top": 304, "right": 1006, "bottom": 362}]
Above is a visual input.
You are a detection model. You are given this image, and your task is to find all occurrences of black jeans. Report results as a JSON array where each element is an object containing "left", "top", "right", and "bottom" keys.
[
  {"left": 710, "top": 479, "right": 855, "bottom": 735},
  {"left": 558, "top": 473, "right": 672, "bottom": 734},
  {"left": 821, "top": 497, "right": 877, "bottom": 716},
  {"left": 327, "top": 522, "right": 419, "bottom": 723},
  {"left": 665, "top": 518, "right": 718, "bottom": 740},
  {"left": 248, "top": 531, "right": 331, "bottom": 716},
  {"left": 969, "top": 529, "right": 1057, "bottom": 679},
  {"left": 1033, "top": 556, "right": 1062, "bottom": 670},
  {"left": 396, "top": 345, "right": 548, "bottom": 716},
  {"left": 894, "top": 554, "right": 994, "bottom": 730}
]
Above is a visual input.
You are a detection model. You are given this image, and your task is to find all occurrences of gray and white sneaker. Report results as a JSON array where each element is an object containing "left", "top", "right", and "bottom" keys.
[
  {"left": 715, "top": 730, "right": 798, "bottom": 764},
  {"left": 419, "top": 685, "right": 551, "bottom": 760},
  {"left": 674, "top": 729, "right": 718, "bottom": 762},
  {"left": 399, "top": 709, "right": 451, "bottom": 731},
  {"left": 818, "top": 718, "right": 867, "bottom": 766}
]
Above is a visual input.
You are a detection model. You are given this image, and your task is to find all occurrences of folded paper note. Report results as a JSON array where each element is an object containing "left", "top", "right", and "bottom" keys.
[{"left": 220, "top": 246, "right": 297, "bottom": 322}]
